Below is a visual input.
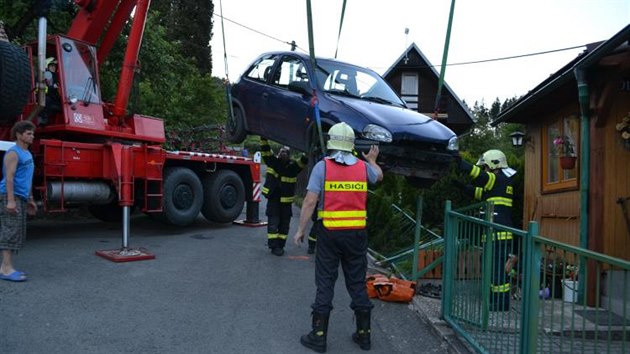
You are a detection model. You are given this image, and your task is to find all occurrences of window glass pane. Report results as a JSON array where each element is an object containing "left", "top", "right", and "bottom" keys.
[
  {"left": 401, "top": 73, "right": 418, "bottom": 95},
  {"left": 547, "top": 125, "right": 560, "bottom": 183},
  {"left": 245, "top": 55, "right": 276, "bottom": 82},
  {"left": 274, "top": 57, "right": 302, "bottom": 86},
  {"left": 563, "top": 116, "right": 579, "bottom": 179},
  {"left": 542, "top": 115, "right": 579, "bottom": 192},
  {"left": 61, "top": 38, "right": 101, "bottom": 104},
  {"left": 564, "top": 116, "right": 579, "bottom": 157}
]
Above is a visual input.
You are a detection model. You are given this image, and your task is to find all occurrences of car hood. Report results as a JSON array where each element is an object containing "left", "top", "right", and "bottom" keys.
[{"left": 336, "top": 97, "right": 456, "bottom": 143}]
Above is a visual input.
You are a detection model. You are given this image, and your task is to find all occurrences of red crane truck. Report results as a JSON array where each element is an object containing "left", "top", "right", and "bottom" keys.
[{"left": 0, "top": 0, "right": 261, "bottom": 230}]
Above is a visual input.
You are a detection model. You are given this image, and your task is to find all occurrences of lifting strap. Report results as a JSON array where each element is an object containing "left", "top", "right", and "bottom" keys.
[
  {"left": 305, "top": 0, "right": 326, "bottom": 156},
  {"left": 334, "top": 0, "right": 348, "bottom": 59},
  {"left": 433, "top": 0, "right": 456, "bottom": 120},
  {"left": 218, "top": 0, "right": 236, "bottom": 127}
]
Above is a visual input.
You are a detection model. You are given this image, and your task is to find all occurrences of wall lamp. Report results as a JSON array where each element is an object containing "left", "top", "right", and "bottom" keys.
[{"left": 510, "top": 131, "right": 526, "bottom": 147}]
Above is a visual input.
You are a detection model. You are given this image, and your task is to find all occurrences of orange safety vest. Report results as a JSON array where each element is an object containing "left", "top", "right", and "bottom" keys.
[{"left": 318, "top": 158, "right": 367, "bottom": 230}]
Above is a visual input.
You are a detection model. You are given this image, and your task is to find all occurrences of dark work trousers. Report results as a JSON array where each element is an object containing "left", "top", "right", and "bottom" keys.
[
  {"left": 490, "top": 239, "right": 512, "bottom": 310},
  {"left": 311, "top": 221, "right": 373, "bottom": 315},
  {"left": 265, "top": 198, "right": 292, "bottom": 249}
]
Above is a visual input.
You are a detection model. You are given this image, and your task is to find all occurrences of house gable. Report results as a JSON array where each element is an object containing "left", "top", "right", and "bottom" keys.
[{"left": 383, "top": 43, "right": 474, "bottom": 135}]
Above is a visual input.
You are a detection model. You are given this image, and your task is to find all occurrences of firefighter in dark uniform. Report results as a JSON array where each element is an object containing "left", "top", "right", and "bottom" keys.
[
  {"left": 456, "top": 149, "right": 516, "bottom": 312},
  {"left": 40, "top": 57, "right": 61, "bottom": 126},
  {"left": 293, "top": 122, "right": 383, "bottom": 352},
  {"left": 261, "top": 137, "right": 307, "bottom": 256}
]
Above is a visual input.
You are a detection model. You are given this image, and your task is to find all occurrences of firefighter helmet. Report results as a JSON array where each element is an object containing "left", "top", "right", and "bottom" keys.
[
  {"left": 327, "top": 122, "right": 355, "bottom": 152},
  {"left": 46, "top": 57, "right": 57, "bottom": 66},
  {"left": 477, "top": 149, "right": 508, "bottom": 170},
  {"left": 277, "top": 146, "right": 290, "bottom": 157}
]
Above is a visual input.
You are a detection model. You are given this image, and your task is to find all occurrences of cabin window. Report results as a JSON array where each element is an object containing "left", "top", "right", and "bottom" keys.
[
  {"left": 401, "top": 73, "right": 418, "bottom": 109},
  {"left": 542, "top": 115, "right": 579, "bottom": 192}
]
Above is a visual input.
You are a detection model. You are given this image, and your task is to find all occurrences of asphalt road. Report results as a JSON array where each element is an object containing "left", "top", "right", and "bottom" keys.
[{"left": 1, "top": 204, "right": 450, "bottom": 354}]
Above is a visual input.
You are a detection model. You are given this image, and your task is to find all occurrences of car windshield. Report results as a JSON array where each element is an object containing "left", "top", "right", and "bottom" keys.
[{"left": 315, "top": 60, "right": 405, "bottom": 107}]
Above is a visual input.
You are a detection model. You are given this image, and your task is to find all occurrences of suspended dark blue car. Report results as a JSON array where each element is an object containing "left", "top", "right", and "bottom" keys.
[{"left": 228, "top": 51, "right": 459, "bottom": 185}]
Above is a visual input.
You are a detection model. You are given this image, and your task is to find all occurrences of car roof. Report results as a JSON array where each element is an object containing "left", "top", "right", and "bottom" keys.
[{"left": 256, "top": 51, "right": 375, "bottom": 73}]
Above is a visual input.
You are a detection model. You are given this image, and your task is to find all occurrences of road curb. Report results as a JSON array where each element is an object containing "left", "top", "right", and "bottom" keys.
[{"left": 410, "top": 295, "right": 474, "bottom": 354}]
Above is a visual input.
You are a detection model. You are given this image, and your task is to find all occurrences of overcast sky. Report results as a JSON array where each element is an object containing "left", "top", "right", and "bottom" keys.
[{"left": 210, "top": 0, "right": 629, "bottom": 105}]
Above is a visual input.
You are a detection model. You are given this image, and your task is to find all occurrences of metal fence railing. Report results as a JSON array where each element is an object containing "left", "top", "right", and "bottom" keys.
[
  {"left": 367, "top": 196, "right": 443, "bottom": 281},
  {"left": 442, "top": 200, "right": 630, "bottom": 354}
]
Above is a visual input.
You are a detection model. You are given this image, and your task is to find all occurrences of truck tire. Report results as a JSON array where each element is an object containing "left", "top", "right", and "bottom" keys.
[
  {"left": 160, "top": 167, "right": 203, "bottom": 226},
  {"left": 201, "top": 169, "right": 245, "bottom": 223},
  {"left": 0, "top": 41, "right": 30, "bottom": 123},
  {"left": 226, "top": 106, "right": 246, "bottom": 143}
]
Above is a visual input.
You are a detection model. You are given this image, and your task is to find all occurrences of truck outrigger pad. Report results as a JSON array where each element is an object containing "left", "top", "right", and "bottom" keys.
[
  {"left": 95, "top": 248, "right": 155, "bottom": 263},
  {"left": 232, "top": 219, "right": 268, "bottom": 227},
  {"left": 233, "top": 201, "right": 267, "bottom": 227}
]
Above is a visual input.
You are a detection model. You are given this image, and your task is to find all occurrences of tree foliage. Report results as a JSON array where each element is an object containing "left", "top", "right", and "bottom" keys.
[
  {"left": 151, "top": 0, "right": 213, "bottom": 74},
  {"left": 0, "top": 0, "right": 75, "bottom": 43},
  {"left": 1, "top": 0, "right": 225, "bottom": 144}
]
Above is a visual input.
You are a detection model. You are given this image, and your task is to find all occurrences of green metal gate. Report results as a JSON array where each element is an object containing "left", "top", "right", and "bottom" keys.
[{"left": 443, "top": 200, "right": 630, "bottom": 353}]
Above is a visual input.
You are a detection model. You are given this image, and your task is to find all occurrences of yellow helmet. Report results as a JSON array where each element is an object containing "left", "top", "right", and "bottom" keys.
[
  {"left": 477, "top": 149, "right": 508, "bottom": 169},
  {"left": 327, "top": 122, "right": 355, "bottom": 152}
]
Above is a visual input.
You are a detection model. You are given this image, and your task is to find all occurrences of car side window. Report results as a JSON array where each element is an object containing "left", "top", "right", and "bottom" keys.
[
  {"left": 245, "top": 56, "right": 276, "bottom": 83},
  {"left": 272, "top": 56, "right": 308, "bottom": 88}
]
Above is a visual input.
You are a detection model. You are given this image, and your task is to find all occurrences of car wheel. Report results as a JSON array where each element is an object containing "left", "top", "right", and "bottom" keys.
[
  {"left": 0, "top": 41, "right": 30, "bottom": 123},
  {"left": 201, "top": 170, "right": 245, "bottom": 223},
  {"left": 159, "top": 167, "right": 203, "bottom": 226},
  {"left": 227, "top": 106, "right": 247, "bottom": 143}
]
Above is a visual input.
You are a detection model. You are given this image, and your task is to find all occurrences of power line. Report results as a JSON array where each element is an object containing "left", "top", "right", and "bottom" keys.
[
  {"left": 212, "top": 12, "right": 586, "bottom": 69},
  {"left": 212, "top": 13, "right": 307, "bottom": 52},
  {"left": 438, "top": 44, "right": 586, "bottom": 68}
]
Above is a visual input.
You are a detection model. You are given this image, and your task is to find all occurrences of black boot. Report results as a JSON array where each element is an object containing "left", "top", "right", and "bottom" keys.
[
  {"left": 352, "top": 309, "right": 371, "bottom": 350},
  {"left": 300, "top": 312, "right": 329, "bottom": 353}
]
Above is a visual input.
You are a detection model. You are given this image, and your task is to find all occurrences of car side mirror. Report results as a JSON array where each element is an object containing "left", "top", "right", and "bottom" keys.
[{"left": 288, "top": 81, "right": 312, "bottom": 96}]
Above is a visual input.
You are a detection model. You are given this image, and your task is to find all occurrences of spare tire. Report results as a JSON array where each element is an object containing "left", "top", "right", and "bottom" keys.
[{"left": 0, "top": 41, "right": 30, "bottom": 123}]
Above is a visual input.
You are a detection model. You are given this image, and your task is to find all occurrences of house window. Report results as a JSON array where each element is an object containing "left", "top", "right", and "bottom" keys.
[
  {"left": 401, "top": 73, "right": 418, "bottom": 109},
  {"left": 542, "top": 115, "right": 579, "bottom": 192}
]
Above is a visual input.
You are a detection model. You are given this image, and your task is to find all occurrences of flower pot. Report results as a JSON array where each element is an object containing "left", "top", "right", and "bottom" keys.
[
  {"left": 562, "top": 279, "right": 578, "bottom": 303},
  {"left": 559, "top": 156, "right": 576, "bottom": 170}
]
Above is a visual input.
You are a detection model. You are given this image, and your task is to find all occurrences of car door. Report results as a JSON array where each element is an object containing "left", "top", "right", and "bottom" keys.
[
  {"left": 237, "top": 54, "right": 278, "bottom": 136},
  {"left": 259, "top": 55, "right": 313, "bottom": 151}
]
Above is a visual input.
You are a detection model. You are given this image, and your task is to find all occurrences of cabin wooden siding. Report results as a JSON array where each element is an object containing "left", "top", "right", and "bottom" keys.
[
  {"left": 523, "top": 105, "right": 581, "bottom": 248},
  {"left": 596, "top": 88, "right": 630, "bottom": 260},
  {"left": 522, "top": 82, "right": 630, "bottom": 261}
]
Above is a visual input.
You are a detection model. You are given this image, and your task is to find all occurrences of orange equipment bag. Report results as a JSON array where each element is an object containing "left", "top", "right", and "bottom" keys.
[
  {"left": 366, "top": 274, "right": 416, "bottom": 303},
  {"left": 366, "top": 274, "right": 388, "bottom": 299}
]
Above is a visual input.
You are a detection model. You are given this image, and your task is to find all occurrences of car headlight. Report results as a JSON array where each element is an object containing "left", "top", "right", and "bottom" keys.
[
  {"left": 447, "top": 136, "right": 459, "bottom": 151},
  {"left": 362, "top": 124, "right": 392, "bottom": 143}
]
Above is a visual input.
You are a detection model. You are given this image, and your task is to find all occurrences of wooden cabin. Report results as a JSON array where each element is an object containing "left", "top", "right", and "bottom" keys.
[
  {"left": 382, "top": 43, "right": 474, "bottom": 135},
  {"left": 494, "top": 24, "right": 630, "bottom": 262}
]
